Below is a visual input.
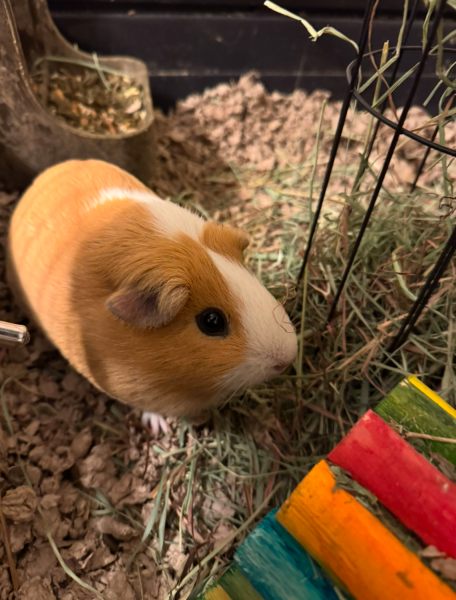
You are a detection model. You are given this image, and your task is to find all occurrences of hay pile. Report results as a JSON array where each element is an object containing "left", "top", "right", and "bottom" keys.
[
  {"left": 0, "top": 72, "right": 455, "bottom": 599},
  {"left": 31, "top": 61, "right": 147, "bottom": 135}
]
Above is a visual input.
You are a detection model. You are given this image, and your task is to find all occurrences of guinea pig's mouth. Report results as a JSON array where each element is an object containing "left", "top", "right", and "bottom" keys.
[
  {"left": 273, "top": 362, "right": 287, "bottom": 372},
  {"left": 219, "top": 359, "right": 292, "bottom": 399}
]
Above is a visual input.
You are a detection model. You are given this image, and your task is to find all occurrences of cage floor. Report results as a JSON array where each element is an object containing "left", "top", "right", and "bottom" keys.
[{"left": 0, "top": 72, "right": 455, "bottom": 599}]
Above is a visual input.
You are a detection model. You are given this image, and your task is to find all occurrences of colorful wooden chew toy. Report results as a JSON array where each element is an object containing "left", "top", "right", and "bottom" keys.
[
  {"left": 197, "top": 376, "right": 456, "bottom": 600},
  {"left": 328, "top": 409, "right": 456, "bottom": 559}
]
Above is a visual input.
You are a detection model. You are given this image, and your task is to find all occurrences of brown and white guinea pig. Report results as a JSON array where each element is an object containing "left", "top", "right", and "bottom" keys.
[{"left": 7, "top": 160, "right": 297, "bottom": 434}]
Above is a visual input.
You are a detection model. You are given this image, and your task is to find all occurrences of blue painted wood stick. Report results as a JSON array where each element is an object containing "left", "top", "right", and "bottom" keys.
[{"left": 234, "top": 509, "right": 339, "bottom": 600}]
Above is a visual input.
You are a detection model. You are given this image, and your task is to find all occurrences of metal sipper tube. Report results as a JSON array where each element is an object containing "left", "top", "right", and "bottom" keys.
[{"left": 0, "top": 321, "right": 30, "bottom": 347}]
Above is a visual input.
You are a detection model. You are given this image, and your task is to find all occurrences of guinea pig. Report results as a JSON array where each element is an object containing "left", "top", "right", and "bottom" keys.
[{"left": 7, "top": 160, "right": 297, "bottom": 435}]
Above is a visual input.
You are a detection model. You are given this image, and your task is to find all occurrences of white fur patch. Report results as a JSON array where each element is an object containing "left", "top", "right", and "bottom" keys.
[
  {"left": 207, "top": 251, "right": 297, "bottom": 392},
  {"left": 94, "top": 187, "right": 205, "bottom": 241}
]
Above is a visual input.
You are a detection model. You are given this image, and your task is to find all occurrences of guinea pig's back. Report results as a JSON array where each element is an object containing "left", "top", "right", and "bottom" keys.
[{"left": 8, "top": 159, "right": 149, "bottom": 345}]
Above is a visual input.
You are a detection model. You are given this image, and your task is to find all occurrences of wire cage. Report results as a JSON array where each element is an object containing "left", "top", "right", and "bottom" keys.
[{"left": 296, "top": 0, "right": 456, "bottom": 407}]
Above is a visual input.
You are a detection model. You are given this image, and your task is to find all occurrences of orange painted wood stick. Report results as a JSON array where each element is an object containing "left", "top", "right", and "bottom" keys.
[{"left": 277, "top": 460, "right": 456, "bottom": 600}]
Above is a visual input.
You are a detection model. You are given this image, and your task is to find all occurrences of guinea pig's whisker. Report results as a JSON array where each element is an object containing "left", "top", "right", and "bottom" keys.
[{"left": 272, "top": 302, "right": 294, "bottom": 333}]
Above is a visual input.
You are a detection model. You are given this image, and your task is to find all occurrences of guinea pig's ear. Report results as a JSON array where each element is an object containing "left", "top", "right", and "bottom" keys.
[
  {"left": 201, "top": 222, "right": 250, "bottom": 262},
  {"left": 231, "top": 227, "right": 250, "bottom": 254},
  {"left": 106, "top": 283, "right": 189, "bottom": 329}
]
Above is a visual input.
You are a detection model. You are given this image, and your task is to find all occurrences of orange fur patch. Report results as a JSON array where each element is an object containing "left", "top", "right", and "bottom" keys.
[{"left": 200, "top": 221, "right": 250, "bottom": 263}]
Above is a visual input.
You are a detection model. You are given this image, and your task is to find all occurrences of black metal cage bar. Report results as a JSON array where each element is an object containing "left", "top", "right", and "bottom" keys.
[
  {"left": 297, "top": 0, "right": 376, "bottom": 282},
  {"left": 300, "top": 0, "right": 456, "bottom": 356}
]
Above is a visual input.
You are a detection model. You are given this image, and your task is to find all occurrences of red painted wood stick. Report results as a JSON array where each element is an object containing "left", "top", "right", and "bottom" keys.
[{"left": 328, "top": 410, "right": 456, "bottom": 559}]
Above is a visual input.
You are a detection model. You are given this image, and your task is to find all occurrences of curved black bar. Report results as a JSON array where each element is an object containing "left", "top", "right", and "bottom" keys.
[
  {"left": 347, "top": 45, "right": 456, "bottom": 157},
  {"left": 353, "top": 0, "right": 421, "bottom": 194},
  {"left": 327, "top": 1, "right": 448, "bottom": 324},
  {"left": 297, "top": 0, "right": 377, "bottom": 283}
]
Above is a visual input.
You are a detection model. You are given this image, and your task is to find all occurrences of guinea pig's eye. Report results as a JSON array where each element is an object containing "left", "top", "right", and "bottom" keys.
[{"left": 196, "top": 308, "right": 228, "bottom": 337}]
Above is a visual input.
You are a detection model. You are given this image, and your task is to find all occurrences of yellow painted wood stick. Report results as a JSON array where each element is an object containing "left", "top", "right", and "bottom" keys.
[
  {"left": 199, "top": 564, "right": 264, "bottom": 600},
  {"left": 277, "top": 460, "right": 456, "bottom": 600},
  {"left": 204, "top": 587, "right": 232, "bottom": 600},
  {"left": 408, "top": 375, "right": 456, "bottom": 419}
]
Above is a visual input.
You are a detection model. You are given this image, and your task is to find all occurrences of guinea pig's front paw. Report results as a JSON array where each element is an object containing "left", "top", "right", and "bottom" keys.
[{"left": 141, "top": 411, "right": 170, "bottom": 438}]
